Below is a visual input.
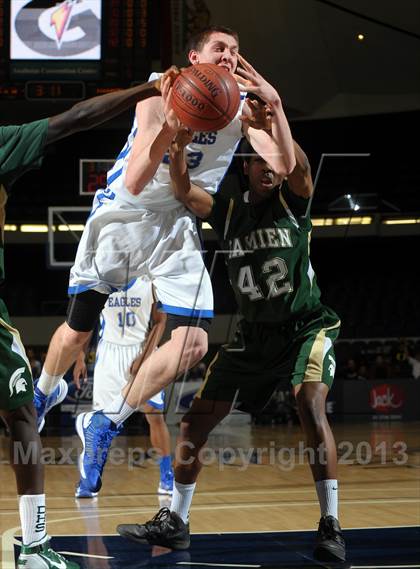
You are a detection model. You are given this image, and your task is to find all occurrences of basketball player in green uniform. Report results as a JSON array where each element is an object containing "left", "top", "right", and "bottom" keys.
[
  {"left": 117, "top": 130, "right": 346, "bottom": 563},
  {"left": 0, "top": 76, "right": 168, "bottom": 568}
]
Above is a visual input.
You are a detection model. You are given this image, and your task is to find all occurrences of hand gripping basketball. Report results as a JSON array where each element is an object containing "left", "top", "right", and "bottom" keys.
[{"left": 170, "top": 63, "right": 241, "bottom": 132}]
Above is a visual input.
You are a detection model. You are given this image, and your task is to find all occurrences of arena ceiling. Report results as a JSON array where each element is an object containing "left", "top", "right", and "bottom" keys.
[
  {"left": 203, "top": 0, "right": 420, "bottom": 119},
  {"left": 3, "top": 0, "right": 419, "bottom": 124}
]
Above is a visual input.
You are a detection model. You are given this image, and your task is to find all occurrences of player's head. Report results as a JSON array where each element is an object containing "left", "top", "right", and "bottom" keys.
[
  {"left": 187, "top": 26, "right": 239, "bottom": 74},
  {"left": 240, "top": 139, "right": 282, "bottom": 201}
]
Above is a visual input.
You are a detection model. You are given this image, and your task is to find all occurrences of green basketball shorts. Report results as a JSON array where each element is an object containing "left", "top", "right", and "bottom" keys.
[
  {"left": 197, "top": 305, "right": 340, "bottom": 413},
  {"left": 0, "top": 299, "right": 34, "bottom": 411}
]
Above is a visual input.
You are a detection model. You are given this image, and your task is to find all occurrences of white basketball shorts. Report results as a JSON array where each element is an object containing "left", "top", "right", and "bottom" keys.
[
  {"left": 69, "top": 192, "right": 213, "bottom": 318},
  {"left": 93, "top": 340, "right": 164, "bottom": 412}
]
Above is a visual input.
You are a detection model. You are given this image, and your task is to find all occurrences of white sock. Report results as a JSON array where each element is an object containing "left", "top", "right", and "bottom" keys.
[
  {"left": 18, "top": 494, "right": 48, "bottom": 547},
  {"left": 37, "top": 369, "right": 63, "bottom": 396},
  {"left": 103, "top": 394, "right": 135, "bottom": 425},
  {"left": 315, "top": 479, "right": 338, "bottom": 519},
  {"left": 170, "top": 481, "right": 196, "bottom": 523}
]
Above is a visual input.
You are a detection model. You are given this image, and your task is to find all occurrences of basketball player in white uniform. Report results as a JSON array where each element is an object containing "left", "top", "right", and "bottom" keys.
[
  {"left": 74, "top": 278, "right": 174, "bottom": 498},
  {"left": 35, "top": 26, "right": 296, "bottom": 494}
]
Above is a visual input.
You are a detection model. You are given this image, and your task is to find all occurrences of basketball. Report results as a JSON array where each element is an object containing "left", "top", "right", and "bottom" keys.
[{"left": 170, "top": 63, "right": 241, "bottom": 132}]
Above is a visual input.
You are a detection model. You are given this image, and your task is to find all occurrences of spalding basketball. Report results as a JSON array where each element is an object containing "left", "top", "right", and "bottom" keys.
[{"left": 170, "top": 63, "right": 241, "bottom": 132}]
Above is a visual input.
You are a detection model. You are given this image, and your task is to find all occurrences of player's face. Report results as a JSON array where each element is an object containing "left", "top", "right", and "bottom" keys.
[
  {"left": 189, "top": 32, "right": 239, "bottom": 74},
  {"left": 244, "top": 156, "right": 282, "bottom": 200}
]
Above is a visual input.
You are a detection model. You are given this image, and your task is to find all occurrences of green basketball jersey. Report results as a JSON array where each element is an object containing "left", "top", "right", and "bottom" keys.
[
  {"left": 207, "top": 177, "right": 324, "bottom": 323},
  {"left": 0, "top": 119, "right": 49, "bottom": 282}
]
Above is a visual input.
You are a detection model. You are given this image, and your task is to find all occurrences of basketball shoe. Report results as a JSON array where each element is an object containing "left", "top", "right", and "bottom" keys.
[
  {"left": 75, "top": 479, "right": 98, "bottom": 499},
  {"left": 117, "top": 507, "right": 190, "bottom": 549},
  {"left": 313, "top": 515, "right": 346, "bottom": 562},
  {"left": 158, "top": 469, "right": 174, "bottom": 495},
  {"left": 34, "top": 379, "right": 68, "bottom": 433},
  {"left": 17, "top": 538, "right": 80, "bottom": 568},
  {"left": 76, "top": 411, "right": 121, "bottom": 493}
]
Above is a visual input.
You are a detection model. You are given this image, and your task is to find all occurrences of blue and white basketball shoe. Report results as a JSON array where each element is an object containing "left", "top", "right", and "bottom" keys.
[
  {"left": 158, "top": 470, "right": 174, "bottom": 495},
  {"left": 34, "top": 379, "right": 69, "bottom": 433},
  {"left": 76, "top": 411, "right": 121, "bottom": 494},
  {"left": 75, "top": 479, "right": 98, "bottom": 499}
]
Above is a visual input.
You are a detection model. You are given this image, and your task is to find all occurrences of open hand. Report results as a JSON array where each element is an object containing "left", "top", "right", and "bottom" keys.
[
  {"left": 73, "top": 358, "right": 87, "bottom": 390},
  {"left": 233, "top": 53, "right": 280, "bottom": 107},
  {"left": 129, "top": 355, "right": 142, "bottom": 378}
]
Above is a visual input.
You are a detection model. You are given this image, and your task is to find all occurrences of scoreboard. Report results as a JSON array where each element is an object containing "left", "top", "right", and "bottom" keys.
[
  {"left": 79, "top": 158, "right": 114, "bottom": 195},
  {"left": 0, "top": 0, "right": 172, "bottom": 101}
]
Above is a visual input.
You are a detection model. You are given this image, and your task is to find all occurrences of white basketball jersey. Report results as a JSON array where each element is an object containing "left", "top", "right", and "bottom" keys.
[
  {"left": 99, "top": 278, "right": 154, "bottom": 346},
  {"left": 107, "top": 72, "right": 246, "bottom": 211}
]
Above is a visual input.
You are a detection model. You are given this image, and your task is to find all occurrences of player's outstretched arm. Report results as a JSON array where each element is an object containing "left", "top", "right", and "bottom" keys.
[
  {"left": 235, "top": 54, "right": 296, "bottom": 177},
  {"left": 168, "top": 129, "right": 213, "bottom": 219},
  {"left": 125, "top": 72, "right": 181, "bottom": 195},
  {"left": 286, "top": 141, "right": 313, "bottom": 198},
  {"left": 46, "top": 76, "right": 166, "bottom": 145}
]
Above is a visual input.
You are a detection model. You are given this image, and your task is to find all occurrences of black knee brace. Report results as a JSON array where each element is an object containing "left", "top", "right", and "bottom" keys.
[{"left": 66, "top": 290, "right": 109, "bottom": 332}]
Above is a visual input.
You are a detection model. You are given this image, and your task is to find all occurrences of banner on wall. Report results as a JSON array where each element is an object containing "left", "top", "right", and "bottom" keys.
[{"left": 332, "top": 380, "right": 420, "bottom": 420}]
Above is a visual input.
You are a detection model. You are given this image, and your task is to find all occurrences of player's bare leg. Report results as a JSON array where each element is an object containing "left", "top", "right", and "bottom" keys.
[
  {"left": 42, "top": 322, "right": 91, "bottom": 380},
  {"left": 123, "top": 326, "right": 208, "bottom": 409},
  {"left": 295, "top": 382, "right": 345, "bottom": 562},
  {"left": 143, "top": 403, "right": 174, "bottom": 494},
  {"left": 294, "top": 383, "right": 337, "bottom": 481},
  {"left": 1, "top": 403, "right": 43, "bottom": 495},
  {"left": 174, "top": 398, "right": 232, "bottom": 484},
  {"left": 2, "top": 403, "right": 79, "bottom": 567},
  {"left": 117, "top": 397, "right": 231, "bottom": 548},
  {"left": 144, "top": 405, "right": 171, "bottom": 456},
  {"left": 76, "top": 325, "right": 207, "bottom": 496},
  {"left": 34, "top": 323, "right": 91, "bottom": 431}
]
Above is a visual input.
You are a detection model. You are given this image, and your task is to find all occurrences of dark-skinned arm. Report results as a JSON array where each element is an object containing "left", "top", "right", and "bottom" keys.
[
  {"left": 286, "top": 140, "right": 313, "bottom": 199},
  {"left": 168, "top": 129, "right": 213, "bottom": 219}
]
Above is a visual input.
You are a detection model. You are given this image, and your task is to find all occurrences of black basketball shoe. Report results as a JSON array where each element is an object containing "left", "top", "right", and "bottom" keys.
[
  {"left": 117, "top": 508, "right": 190, "bottom": 550},
  {"left": 313, "top": 515, "right": 346, "bottom": 562}
]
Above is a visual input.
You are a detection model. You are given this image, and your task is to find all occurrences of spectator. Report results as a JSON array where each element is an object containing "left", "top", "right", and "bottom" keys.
[
  {"left": 357, "top": 364, "right": 368, "bottom": 380},
  {"left": 392, "top": 338, "right": 409, "bottom": 365},
  {"left": 26, "top": 347, "right": 41, "bottom": 377},
  {"left": 406, "top": 351, "right": 420, "bottom": 379},
  {"left": 343, "top": 358, "right": 359, "bottom": 380},
  {"left": 369, "top": 355, "right": 391, "bottom": 380},
  {"left": 40, "top": 350, "right": 48, "bottom": 367}
]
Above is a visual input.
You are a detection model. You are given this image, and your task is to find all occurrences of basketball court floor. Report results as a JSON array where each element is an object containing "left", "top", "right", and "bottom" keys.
[{"left": 1, "top": 420, "right": 419, "bottom": 568}]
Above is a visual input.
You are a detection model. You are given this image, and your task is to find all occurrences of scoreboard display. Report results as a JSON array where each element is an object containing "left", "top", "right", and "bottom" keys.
[
  {"left": 0, "top": 0, "right": 172, "bottom": 101},
  {"left": 79, "top": 158, "right": 114, "bottom": 195}
]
